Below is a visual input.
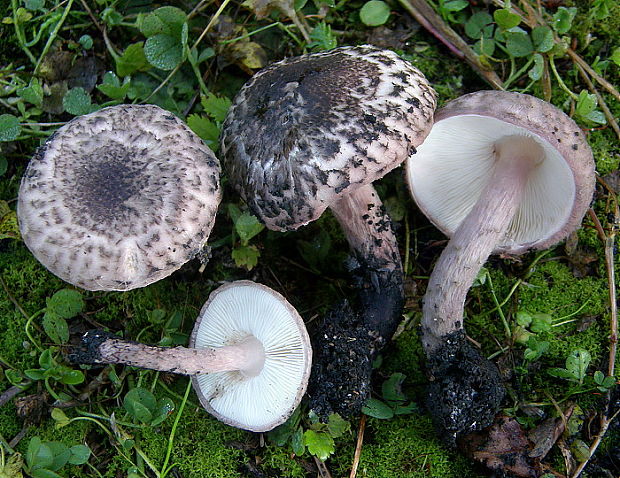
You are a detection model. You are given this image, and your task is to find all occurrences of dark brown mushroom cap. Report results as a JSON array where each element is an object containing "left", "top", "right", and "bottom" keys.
[
  {"left": 220, "top": 45, "right": 436, "bottom": 231},
  {"left": 17, "top": 105, "right": 221, "bottom": 291},
  {"left": 407, "top": 90, "right": 595, "bottom": 254}
]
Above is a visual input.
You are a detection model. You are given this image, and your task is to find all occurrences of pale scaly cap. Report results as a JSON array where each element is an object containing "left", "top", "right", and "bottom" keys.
[
  {"left": 190, "top": 281, "right": 312, "bottom": 432},
  {"left": 17, "top": 104, "right": 221, "bottom": 291},
  {"left": 407, "top": 91, "right": 595, "bottom": 254},
  {"left": 221, "top": 45, "right": 436, "bottom": 231}
]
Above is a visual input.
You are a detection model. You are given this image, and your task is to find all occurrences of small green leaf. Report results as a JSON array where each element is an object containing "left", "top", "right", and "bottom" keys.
[
  {"left": 231, "top": 244, "right": 260, "bottom": 270},
  {"left": 611, "top": 47, "right": 620, "bottom": 67},
  {"left": 144, "top": 34, "right": 185, "bottom": 70},
  {"left": 198, "top": 47, "right": 215, "bottom": 63},
  {"left": 150, "top": 397, "right": 175, "bottom": 426},
  {"left": 124, "top": 387, "right": 157, "bottom": 422},
  {"left": 362, "top": 398, "right": 394, "bottom": 419},
  {"left": 186, "top": 114, "right": 220, "bottom": 150},
  {"left": 593, "top": 370, "right": 604, "bottom": 384},
  {"left": 465, "top": 12, "right": 494, "bottom": 40},
  {"left": 46, "top": 442, "right": 70, "bottom": 471},
  {"left": 0, "top": 114, "right": 21, "bottom": 142},
  {"left": 565, "top": 349, "right": 591, "bottom": 383},
  {"left": 47, "top": 289, "right": 84, "bottom": 319},
  {"left": 359, "top": 1, "right": 391, "bottom": 27},
  {"left": 474, "top": 38, "right": 495, "bottom": 57},
  {"left": 291, "top": 427, "right": 305, "bottom": 456},
  {"left": 547, "top": 367, "right": 579, "bottom": 382},
  {"left": 552, "top": 7, "right": 577, "bottom": 34},
  {"left": 442, "top": 0, "right": 468, "bottom": 12},
  {"left": 382, "top": 373, "right": 407, "bottom": 403},
  {"left": 31, "top": 468, "right": 63, "bottom": 478},
  {"left": 532, "top": 26, "right": 554, "bottom": 53},
  {"left": 26, "top": 437, "right": 54, "bottom": 470},
  {"left": 68, "top": 445, "right": 91, "bottom": 465},
  {"left": 516, "top": 310, "right": 533, "bottom": 327},
  {"left": 116, "top": 42, "right": 151, "bottom": 77},
  {"left": 25, "top": 0, "right": 45, "bottom": 11},
  {"left": 326, "top": 413, "right": 350, "bottom": 438},
  {"left": 494, "top": 9, "right": 521, "bottom": 30},
  {"left": 24, "top": 369, "right": 45, "bottom": 381},
  {"left": 18, "top": 78, "right": 43, "bottom": 106},
  {"left": 101, "top": 7, "right": 122, "bottom": 26},
  {"left": 58, "top": 368, "right": 85, "bottom": 385},
  {"left": 571, "top": 439, "right": 590, "bottom": 462},
  {"left": 51, "top": 408, "right": 71, "bottom": 428},
  {"left": 530, "top": 313, "right": 552, "bottom": 333},
  {"left": 200, "top": 93, "right": 231, "bottom": 123},
  {"left": 233, "top": 212, "right": 264, "bottom": 245},
  {"left": 528, "top": 53, "right": 544, "bottom": 81},
  {"left": 78, "top": 34, "right": 93, "bottom": 50},
  {"left": 302, "top": 430, "right": 335, "bottom": 461},
  {"left": 5, "top": 368, "right": 23, "bottom": 385},
  {"left": 63, "top": 88, "right": 95, "bottom": 116},
  {"left": 139, "top": 6, "right": 187, "bottom": 38},
  {"left": 97, "top": 72, "right": 130, "bottom": 100},
  {"left": 42, "top": 312, "right": 69, "bottom": 344},
  {"left": 505, "top": 31, "right": 533, "bottom": 58}
]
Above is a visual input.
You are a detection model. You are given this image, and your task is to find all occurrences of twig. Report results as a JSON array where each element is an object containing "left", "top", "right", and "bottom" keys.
[
  {"left": 349, "top": 414, "right": 366, "bottom": 478},
  {"left": 397, "top": 0, "right": 504, "bottom": 89},
  {"left": 571, "top": 207, "right": 620, "bottom": 478},
  {"left": 314, "top": 456, "right": 333, "bottom": 478},
  {"left": 0, "top": 385, "right": 26, "bottom": 408},
  {"left": 567, "top": 49, "right": 620, "bottom": 104}
]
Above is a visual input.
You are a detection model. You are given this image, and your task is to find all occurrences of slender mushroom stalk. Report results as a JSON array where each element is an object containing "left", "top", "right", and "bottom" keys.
[
  {"left": 71, "top": 281, "right": 312, "bottom": 432},
  {"left": 422, "top": 136, "right": 544, "bottom": 350},
  {"left": 17, "top": 104, "right": 221, "bottom": 291},
  {"left": 330, "top": 183, "right": 404, "bottom": 340},
  {"left": 221, "top": 45, "right": 436, "bottom": 416},
  {"left": 406, "top": 91, "right": 596, "bottom": 441},
  {"left": 79, "top": 331, "right": 266, "bottom": 377}
]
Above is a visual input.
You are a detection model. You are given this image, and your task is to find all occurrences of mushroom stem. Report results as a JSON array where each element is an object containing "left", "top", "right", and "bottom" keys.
[
  {"left": 421, "top": 136, "right": 543, "bottom": 353},
  {"left": 71, "top": 331, "right": 266, "bottom": 377},
  {"left": 330, "top": 183, "right": 404, "bottom": 340}
]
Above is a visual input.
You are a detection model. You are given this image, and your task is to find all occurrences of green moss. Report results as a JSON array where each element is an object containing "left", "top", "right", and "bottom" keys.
[
  {"left": 139, "top": 405, "right": 247, "bottom": 478},
  {"left": 334, "top": 415, "right": 479, "bottom": 477}
]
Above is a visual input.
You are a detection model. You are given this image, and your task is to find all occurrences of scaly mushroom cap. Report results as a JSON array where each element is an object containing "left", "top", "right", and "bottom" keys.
[
  {"left": 190, "top": 281, "right": 312, "bottom": 432},
  {"left": 407, "top": 91, "right": 595, "bottom": 254},
  {"left": 17, "top": 105, "right": 221, "bottom": 291},
  {"left": 221, "top": 45, "right": 436, "bottom": 231}
]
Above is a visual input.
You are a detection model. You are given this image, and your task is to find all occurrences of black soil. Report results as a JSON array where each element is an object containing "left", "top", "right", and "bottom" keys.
[
  {"left": 425, "top": 331, "right": 505, "bottom": 445},
  {"left": 306, "top": 301, "right": 375, "bottom": 418},
  {"left": 307, "top": 254, "right": 404, "bottom": 419}
]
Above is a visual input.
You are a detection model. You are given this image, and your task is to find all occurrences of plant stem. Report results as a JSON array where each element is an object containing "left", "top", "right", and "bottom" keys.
[
  {"left": 33, "top": 0, "right": 75, "bottom": 76},
  {"left": 160, "top": 379, "right": 192, "bottom": 478}
]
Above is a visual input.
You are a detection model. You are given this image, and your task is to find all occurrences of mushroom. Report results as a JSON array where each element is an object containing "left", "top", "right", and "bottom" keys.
[
  {"left": 405, "top": 90, "right": 595, "bottom": 439},
  {"left": 17, "top": 104, "right": 221, "bottom": 291},
  {"left": 220, "top": 45, "right": 436, "bottom": 416},
  {"left": 71, "top": 280, "right": 312, "bottom": 432}
]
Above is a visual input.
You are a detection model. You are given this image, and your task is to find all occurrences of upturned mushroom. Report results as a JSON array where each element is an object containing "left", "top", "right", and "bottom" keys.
[
  {"left": 406, "top": 90, "right": 595, "bottom": 440},
  {"left": 71, "top": 281, "right": 312, "bottom": 432},
  {"left": 220, "top": 45, "right": 436, "bottom": 416},
  {"left": 17, "top": 104, "right": 221, "bottom": 291}
]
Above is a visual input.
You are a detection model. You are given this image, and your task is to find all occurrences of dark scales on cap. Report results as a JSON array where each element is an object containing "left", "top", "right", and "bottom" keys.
[{"left": 221, "top": 45, "right": 436, "bottom": 231}]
